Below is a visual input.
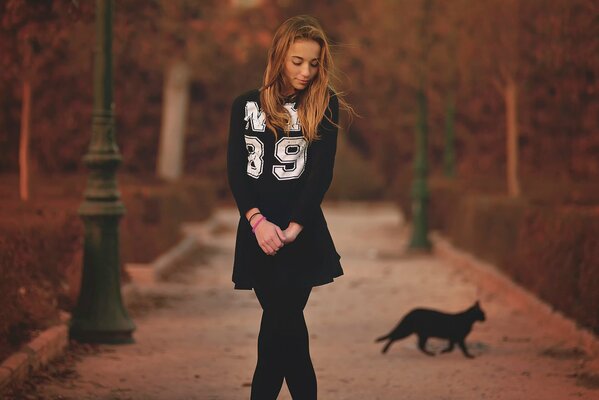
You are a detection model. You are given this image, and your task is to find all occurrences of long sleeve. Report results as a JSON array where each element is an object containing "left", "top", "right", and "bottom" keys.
[
  {"left": 227, "top": 94, "right": 257, "bottom": 218},
  {"left": 289, "top": 93, "right": 339, "bottom": 227}
]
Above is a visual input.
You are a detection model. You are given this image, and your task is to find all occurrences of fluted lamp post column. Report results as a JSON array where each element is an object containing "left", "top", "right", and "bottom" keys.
[
  {"left": 409, "top": 0, "right": 432, "bottom": 251},
  {"left": 70, "top": 0, "right": 135, "bottom": 344},
  {"left": 409, "top": 83, "right": 432, "bottom": 250}
]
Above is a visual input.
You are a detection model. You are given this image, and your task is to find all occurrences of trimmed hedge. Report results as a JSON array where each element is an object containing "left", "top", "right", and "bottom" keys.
[
  {"left": 0, "top": 174, "right": 216, "bottom": 362},
  {"left": 120, "top": 177, "right": 215, "bottom": 263},
  {"left": 0, "top": 205, "right": 81, "bottom": 362},
  {"left": 398, "top": 176, "right": 599, "bottom": 334},
  {"left": 514, "top": 207, "right": 599, "bottom": 331},
  {"left": 327, "top": 137, "right": 386, "bottom": 200}
]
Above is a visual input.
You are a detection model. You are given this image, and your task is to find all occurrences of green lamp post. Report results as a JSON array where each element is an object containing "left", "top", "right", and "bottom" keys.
[
  {"left": 70, "top": 0, "right": 135, "bottom": 344},
  {"left": 409, "top": 0, "right": 432, "bottom": 250},
  {"left": 409, "top": 83, "right": 432, "bottom": 250},
  {"left": 443, "top": 31, "right": 457, "bottom": 179},
  {"left": 443, "top": 92, "right": 456, "bottom": 178}
]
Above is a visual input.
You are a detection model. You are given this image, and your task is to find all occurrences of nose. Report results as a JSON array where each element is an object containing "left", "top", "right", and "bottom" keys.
[{"left": 300, "top": 63, "right": 310, "bottom": 78}]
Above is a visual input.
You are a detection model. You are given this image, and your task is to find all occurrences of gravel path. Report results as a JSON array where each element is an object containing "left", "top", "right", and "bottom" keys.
[{"left": 9, "top": 202, "right": 599, "bottom": 399}]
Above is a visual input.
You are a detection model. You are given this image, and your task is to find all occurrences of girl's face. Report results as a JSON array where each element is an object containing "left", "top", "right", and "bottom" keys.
[{"left": 282, "top": 39, "right": 321, "bottom": 95}]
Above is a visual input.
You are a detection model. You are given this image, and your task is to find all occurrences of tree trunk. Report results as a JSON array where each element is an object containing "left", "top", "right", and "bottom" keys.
[
  {"left": 157, "top": 61, "right": 190, "bottom": 181},
  {"left": 505, "top": 77, "right": 520, "bottom": 197},
  {"left": 19, "top": 78, "right": 31, "bottom": 201}
]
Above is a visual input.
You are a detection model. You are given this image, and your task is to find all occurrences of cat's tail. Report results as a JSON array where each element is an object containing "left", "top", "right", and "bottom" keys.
[
  {"left": 375, "top": 333, "right": 390, "bottom": 343},
  {"left": 382, "top": 340, "right": 393, "bottom": 354}
]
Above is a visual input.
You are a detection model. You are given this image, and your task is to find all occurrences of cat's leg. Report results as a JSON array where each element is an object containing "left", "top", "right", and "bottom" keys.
[
  {"left": 457, "top": 339, "right": 475, "bottom": 358},
  {"left": 441, "top": 341, "right": 455, "bottom": 354},
  {"left": 417, "top": 335, "right": 435, "bottom": 356},
  {"left": 382, "top": 339, "right": 394, "bottom": 354}
]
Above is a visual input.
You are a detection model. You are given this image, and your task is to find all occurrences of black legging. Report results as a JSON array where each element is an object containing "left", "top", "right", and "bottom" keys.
[{"left": 251, "top": 285, "right": 316, "bottom": 400}]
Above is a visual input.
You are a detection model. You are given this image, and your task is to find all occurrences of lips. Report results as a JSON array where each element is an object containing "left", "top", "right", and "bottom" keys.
[{"left": 297, "top": 79, "right": 309, "bottom": 85}]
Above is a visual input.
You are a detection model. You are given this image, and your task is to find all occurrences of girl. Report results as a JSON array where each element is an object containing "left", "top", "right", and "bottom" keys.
[{"left": 227, "top": 15, "right": 351, "bottom": 399}]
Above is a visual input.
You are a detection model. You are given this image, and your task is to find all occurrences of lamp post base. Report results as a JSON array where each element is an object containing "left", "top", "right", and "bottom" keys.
[
  {"left": 409, "top": 183, "right": 431, "bottom": 251},
  {"left": 69, "top": 327, "right": 135, "bottom": 345}
]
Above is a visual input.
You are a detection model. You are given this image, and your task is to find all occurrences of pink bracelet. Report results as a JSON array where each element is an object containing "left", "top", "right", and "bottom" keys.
[{"left": 251, "top": 215, "right": 267, "bottom": 233}]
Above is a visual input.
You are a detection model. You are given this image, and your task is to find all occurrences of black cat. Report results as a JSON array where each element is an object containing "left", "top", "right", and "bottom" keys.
[{"left": 375, "top": 301, "right": 486, "bottom": 358}]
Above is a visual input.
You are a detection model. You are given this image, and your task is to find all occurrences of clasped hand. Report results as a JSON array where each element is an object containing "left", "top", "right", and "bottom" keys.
[{"left": 254, "top": 221, "right": 302, "bottom": 256}]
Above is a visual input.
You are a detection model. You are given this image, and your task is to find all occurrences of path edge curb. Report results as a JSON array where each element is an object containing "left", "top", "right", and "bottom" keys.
[
  {"left": 151, "top": 234, "right": 202, "bottom": 281},
  {"left": 0, "top": 312, "right": 70, "bottom": 394}
]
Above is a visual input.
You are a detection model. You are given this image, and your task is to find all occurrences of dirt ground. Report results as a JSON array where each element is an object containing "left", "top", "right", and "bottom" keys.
[{"left": 6, "top": 202, "right": 599, "bottom": 400}]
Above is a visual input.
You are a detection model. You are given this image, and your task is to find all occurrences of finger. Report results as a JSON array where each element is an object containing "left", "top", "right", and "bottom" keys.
[
  {"left": 275, "top": 226, "right": 286, "bottom": 242},
  {"left": 280, "top": 229, "right": 290, "bottom": 244},
  {"left": 260, "top": 240, "right": 275, "bottom": 255},
  {"left": 270, "top": 233, "right": 283, "bottom": 248},
  {"left": 267, "top": 239, "right": 281, "bottom": 252},
  {"left": 268, "top": 234, "right": 281, "bottom": 254},
  {"left": 262, "top": 245, "right": 275, "bottom": 256}
]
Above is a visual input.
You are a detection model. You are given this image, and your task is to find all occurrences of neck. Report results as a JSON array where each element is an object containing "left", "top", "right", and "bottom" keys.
[
  {"left": 280, "top": 78, "right": 296, "bottom": 97},
  {"left": 282, "top": 87, "right": 296, "bottom": 97}
]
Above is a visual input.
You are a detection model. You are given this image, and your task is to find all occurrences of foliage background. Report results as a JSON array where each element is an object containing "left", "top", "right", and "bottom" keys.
[{"left": 1, "top": 0, "right": 597, "bottom": 193}]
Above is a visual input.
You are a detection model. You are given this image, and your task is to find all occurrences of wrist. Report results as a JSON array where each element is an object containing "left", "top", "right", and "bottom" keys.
[
  {"left": 246, "top": 208, "right": 261, "bottom": 222},
  {"left": 251, "top": 215, "right": 267, "bottom": 233},
  {"left": 248, "top": 212, "right": 262, "bottom": 224}
]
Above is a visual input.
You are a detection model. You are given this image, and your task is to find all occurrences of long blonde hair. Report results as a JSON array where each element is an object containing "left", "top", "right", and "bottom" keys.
[{"left": 260, "top": 15, "right": 350, "bottom": 142}]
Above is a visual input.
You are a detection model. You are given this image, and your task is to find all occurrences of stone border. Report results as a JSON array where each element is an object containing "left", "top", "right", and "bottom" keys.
[
  {"left": 152, "top": 235, "right": 201, "bottom": 281},
  {"left": 0, "top": 312, "right": 69, "bottom": 394},
  {"left": 0, "top": 233, "right": 203, "bottom": 395}
]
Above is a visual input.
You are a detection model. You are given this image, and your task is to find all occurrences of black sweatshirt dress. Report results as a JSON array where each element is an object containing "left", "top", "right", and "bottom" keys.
[{"left": 226, "top": 89, "right": 344, "bottom": 290}]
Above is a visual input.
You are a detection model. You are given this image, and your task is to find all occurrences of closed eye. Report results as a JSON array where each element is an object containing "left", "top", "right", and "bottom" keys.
[{"left": 292, "top": 61, "right": 319, "bottom": 67}]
